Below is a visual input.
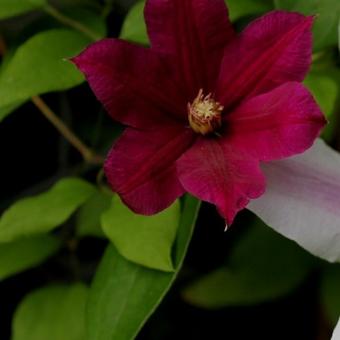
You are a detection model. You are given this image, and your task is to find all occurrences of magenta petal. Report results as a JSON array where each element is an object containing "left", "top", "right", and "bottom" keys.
[
  {"left": 72, "top": 39, "right": 187, "bottom": 128},
  {"left": 217, "top": 11, "right": 313, "bottom": 108},
  {"left": 248, "top": 139, "right": 340, "bottom": 262},
  {"left": 176, "top": 138, "right": 265, "bottom": 225},
  {"left": 224, "top": 82, "right": 326, "bottom": 161},
  {"left": 145, "top": 0, "right": 235, "bottom": 97},
  {"left": 105, "top": 126, "right": 195, "bottom": 215}
]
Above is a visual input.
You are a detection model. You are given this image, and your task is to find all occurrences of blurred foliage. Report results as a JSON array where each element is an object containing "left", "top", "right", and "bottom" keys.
[
  {"left": 182, "top": 219, "right": 318, "bottom": 308},
  {"left": 0, "top": 0, "right": 339, "bottom": 339},
  {"left": 0, "top": 1, "right": 47, "bottom": 20},
  {"left": 12, "top": 284, "right": 88, "bottom": 340},
  {"left": 0, "top": 178, "right": 95, "bottom": 242},
  {"left": 275, "top": 0, "right": 340, "bottom": 50},
  {"left": 321, "top": 265, "right": 340, "bottom": 326},
  {"left": 76, "top": 189, "right": 111, "bottom": 238},
  {"left": 0, "top": 235, "right": 60, "bottom": 280}
]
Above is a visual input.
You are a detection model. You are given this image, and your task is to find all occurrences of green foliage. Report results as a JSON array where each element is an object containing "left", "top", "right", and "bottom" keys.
[
  {"left": 321, "top": 265, "right": 340, "bottom": 325},
  {"left": 183, "top": 220, "right": 317, "bottom": 308},
  {"left": 274, "top": 0, "right": 340, "bottom": 50},
  {"left": 0, "top": 29, "right": 90, "bottom": 110},
  {"left": 61, "top": 8, "right": 107, "bottom": 38},
  {"left": 0, "top": 235, "right": 60, "bottom": 280},
  {"left": 86, "top": 196, "right": 200, "bottom": 340},
  {"left": 338, "top": 18, "right": 340, "bottom": 52},
  {"left": 305, "top": 66, "right": 340, "bottom": 141},
  {"left": 226, "top": 0, "right": 273, "bottom": 21},
  {"left": 12, "top": 284, "right": 88, "bottom": 340},
  {"left": 76, "top": 189, "right": 111, "bottom": 238},
  {"left": 304, "top": 71, "right": 339, "bottom": 118},
  {"left": 102, "top": 196, "right": 181, "bottom": 272},
  {"left": 0, "top": 178, "right": 95, "bottom": 242},
  {"left": 120, "top": 1, "right": 148, "bottom": 45},
  {"left": 0, "top": 0, "right": 46, "bottom": 20}
]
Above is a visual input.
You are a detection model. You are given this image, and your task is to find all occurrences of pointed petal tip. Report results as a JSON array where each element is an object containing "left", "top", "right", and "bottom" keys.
[
  {"left": 68, "top": 54, "right": 80, "bottom": 67},
  {"left": 224, "top": 223, "right": 229, "bottom": 232}
]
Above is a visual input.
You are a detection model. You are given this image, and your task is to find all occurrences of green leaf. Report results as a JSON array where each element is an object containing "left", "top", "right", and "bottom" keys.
[
  {"left": 183, "top": 219, "right": 317, "bottom": 308},
  {"left": 13, "top": 284, "right": 88, "bottom": 340},
  {"left": 0, "top": 29, "right": 90, "bottom": 109},
  {"left": 274, "top": 0, "right": 340, "bottom": 50},
  {"left": 86, "top": 195, "right": 200, "bottom": 340},
  {"left": 226, "top": 0, "right": 273, "bottom": 22},
  {"left": 0, "top": 100, "right": 25, "bottom": 123},
  {"left": 0, "top": 178, "right": 95, "bottom": 242},
  {"left": 76, "top": 190, "right": 111, "bottom": 238},
  {"left": 102, "top": 196, "right": 180, "bottom": 272},
  {"left": 0, "top": 235, "right": 60, "bottom": 280},
  {"left": 120, "top": 1, "right": 148, "bottom": 45},
  {"left": 304, "top": 71, "right": 338, "bottom": 118},
  {"left": 0, "top": 0, "right": 46, "bottom": 20},
  {"left": 321, "top": 264, "right": 340, "bottom": 325}
]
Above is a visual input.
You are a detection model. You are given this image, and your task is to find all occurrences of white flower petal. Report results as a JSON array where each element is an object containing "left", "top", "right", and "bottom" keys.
[{"left": 248, "top": 139, "right": 340, "bottom": 262}]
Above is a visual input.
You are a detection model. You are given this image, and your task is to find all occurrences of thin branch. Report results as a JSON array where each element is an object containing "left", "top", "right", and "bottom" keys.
[
  {"left": 44, "top": 4, "right": 101, "bottom": 41},
  {"left": 31, "top": 96, "right": 104, "bottom": 165}
]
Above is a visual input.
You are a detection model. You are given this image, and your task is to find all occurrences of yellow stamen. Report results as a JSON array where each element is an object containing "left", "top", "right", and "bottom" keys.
[{"left": 188, "top": 89, "right": 223, "bottom": 135}]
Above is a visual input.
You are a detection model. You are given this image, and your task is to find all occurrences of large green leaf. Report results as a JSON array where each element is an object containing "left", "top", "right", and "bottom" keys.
[
  {"left": 321, "top": 265, "right": 340, "bottom": 325},
  {"left": 13, "top": 284, "right": 88, "bottom": 340},
  {"left": 183, "top": 219, "right": 317, "bottom": 308},
  {"left": 0, "top": 0, "right": 46, "bottom": 19},
  {"left": 101, "top": 196, "right": 180, "bottom": 272},
  {"left": 0, "top": 235, "right": 60, "bottom": 280},
  {"left": 0, "top": 29, "right": 90, "bottom": 109},
  {"left": 274, "top": 0, "right": 340, "bottom": 50},
  {"left": 86, "top": 195, "right": 200, "bottom": 340},
  {"left": 120, "top": 1, "right": 148, "bottom": 45},
  {"left": 0, "top": 178, "right": 95, "bottom": 242}
]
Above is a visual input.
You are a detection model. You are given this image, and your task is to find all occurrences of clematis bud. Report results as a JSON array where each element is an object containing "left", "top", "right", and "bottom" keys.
[{"left": 188, "top": 89, "right": 223, "bottom": 135}]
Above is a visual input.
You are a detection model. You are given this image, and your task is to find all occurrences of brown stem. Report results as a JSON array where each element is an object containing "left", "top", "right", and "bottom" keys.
[
  {"left": 44, "top": 4, "right": 101, "bottom": 41},
  {"left": 31, "top": 96, "right": 104, "bottom": 165}
]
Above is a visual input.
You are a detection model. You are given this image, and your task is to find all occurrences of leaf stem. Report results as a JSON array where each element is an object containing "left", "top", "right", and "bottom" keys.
[
  {"left": 31, "top": 96, "right": 104, "bottom": 165},
  {"left": 44, "top": 4, "right": 101, "bottom": 42}
]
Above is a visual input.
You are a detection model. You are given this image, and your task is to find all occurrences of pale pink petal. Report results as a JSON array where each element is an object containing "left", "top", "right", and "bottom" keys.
[
  {"left": 332, "top": 319, "right": 340, "bottom": 340},
  {"left": 217, "top": 11, "right": 313, "bottom": 108},
  {"left": 224, "top": 82, "right": 326, "bottom": 161},
  {"left": 145, "top": 0, "right": 235, "bottom": 98},
  {"left": 176, "top": 138, "right": 265, "bottom": 225},
  {"left": 105, "top": 126, "right": 195, "bottom": 215},
  {"left": 248, "top": 139, "right": 340, "bottom": 262}
]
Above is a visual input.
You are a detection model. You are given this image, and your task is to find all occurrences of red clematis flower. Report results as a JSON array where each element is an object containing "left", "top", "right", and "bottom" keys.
[{"left": 72, "top": 0, "right": 326, "bottom": 227}]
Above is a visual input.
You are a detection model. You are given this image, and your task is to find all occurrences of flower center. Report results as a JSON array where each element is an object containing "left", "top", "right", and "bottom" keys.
[{"left": 188, "top": 89, "right": 223, "bottom": 135}]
